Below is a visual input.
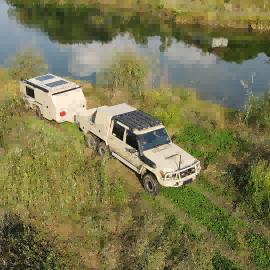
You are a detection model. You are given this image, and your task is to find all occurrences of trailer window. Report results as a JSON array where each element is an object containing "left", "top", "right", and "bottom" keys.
[
  {"left": 126, "top": 131, "right": 138, "bottom": 150},
  {"left": 112, "top": 122, "right": 125, "bottom": 141},
  {"left": 26, "top": 86, "right": 35, "bottom": 98}
]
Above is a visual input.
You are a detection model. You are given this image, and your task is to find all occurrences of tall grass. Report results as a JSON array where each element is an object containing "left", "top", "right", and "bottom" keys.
[{"left": 0, "top": 213, "right": 67, "bottom": 269}]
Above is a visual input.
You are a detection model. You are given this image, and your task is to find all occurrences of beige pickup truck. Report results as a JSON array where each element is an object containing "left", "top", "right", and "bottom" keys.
[{"left": 77, "top": 103, "right": 201, "bottom": 195}]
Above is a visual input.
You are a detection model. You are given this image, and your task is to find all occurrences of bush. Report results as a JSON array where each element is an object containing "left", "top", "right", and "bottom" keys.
[
  {"left": 239, "top": 90, "right": 270, "bottom": 130},
  {"left": 105, "top": 51, "right": 148, "bottom": 96},
  {"left": 225, "top": 158, "right": 270, "bottom": 220},
  {"left": 8, "top": 47, "right": 48, "bottom": 80}
]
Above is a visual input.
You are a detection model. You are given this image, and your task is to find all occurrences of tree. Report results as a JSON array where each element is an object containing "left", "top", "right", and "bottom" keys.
[{"left": 8, "top": 47, "right": 48, "bottom": 80}]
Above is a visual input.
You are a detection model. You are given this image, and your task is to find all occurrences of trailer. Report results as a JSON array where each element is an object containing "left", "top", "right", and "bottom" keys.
[{"left": 20, "top": 74, "right": 86, "bottom": 123}]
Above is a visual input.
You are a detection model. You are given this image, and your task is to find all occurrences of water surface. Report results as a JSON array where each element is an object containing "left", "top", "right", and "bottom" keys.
[{"left": 1, "top": 0, "right": 270, "bottom": 108}]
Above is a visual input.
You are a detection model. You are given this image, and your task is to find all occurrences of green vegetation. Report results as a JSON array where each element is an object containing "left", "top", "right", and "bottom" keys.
[
  {"left": 102, "top": 51, "right": 149, "bottom": 97},
  {"left": 0, "top": 213, "right": 67, "bottom": 269},
  {"left": 7, "top": 47, "right": 48, "bottom": 80},
  {"left": 0, "top": 45, "right": 269, "bottom": 268},
  {"left": 245, "top": 231, "right": 270, "bottom": 269},
  {"left": 162, "top": 186, "right": 238, "bottom": 248},
  {"left": 240, "top": 90, "right": 270, "bottom": 130},
  {"left": 212, "top": 252, "right": 241, "bottom": 270}
]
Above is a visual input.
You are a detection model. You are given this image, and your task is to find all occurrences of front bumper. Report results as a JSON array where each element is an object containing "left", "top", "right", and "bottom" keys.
[{"left": 159, "top": 161, "right": 201, "bottom": 187}]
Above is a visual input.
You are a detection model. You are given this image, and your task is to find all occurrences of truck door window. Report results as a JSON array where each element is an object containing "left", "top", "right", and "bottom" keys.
[
  {"left": 26, "top": 86, "right": 35, "bottom": 98},
  {"left": 112, "top": 122, "right": 125, "bottom": 141},
  {"left": 126, "top": 131, "right": 138, "bottom": 150}
]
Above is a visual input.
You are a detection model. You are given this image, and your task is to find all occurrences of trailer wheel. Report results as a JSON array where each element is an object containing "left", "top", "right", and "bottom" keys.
[
  {"left": 24, "top": 99, "right": 31, "bottom": 111},
  {"left": 98, "top": 141, "right": 109, "bottom": 156},
  {"left": 142, "top": 173, "right": 160, "bottom": 195},
  {"left": 34, "top": 106, "right": 43, "bottom": 119},
  {"left": 85, "top": 133, "right": 99, "bottom": 151}
]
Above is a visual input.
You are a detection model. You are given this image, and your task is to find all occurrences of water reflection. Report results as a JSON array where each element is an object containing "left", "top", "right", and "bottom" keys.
[{"left": 1, "top": 0, "right": 270, "bottom": 107}]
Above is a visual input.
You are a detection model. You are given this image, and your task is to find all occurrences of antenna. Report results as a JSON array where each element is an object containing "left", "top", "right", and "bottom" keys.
[{"left": 178, "top": 155, "right": 182, "bottom": 170}]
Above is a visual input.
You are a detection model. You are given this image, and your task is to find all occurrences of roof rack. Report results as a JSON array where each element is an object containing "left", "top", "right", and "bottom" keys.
[{"left": 113, "top": 110, "right": 162, "bottom": 131}]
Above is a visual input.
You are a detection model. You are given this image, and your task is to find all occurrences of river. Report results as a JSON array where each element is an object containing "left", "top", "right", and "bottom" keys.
[{"left": 0, "top": 0, "right": 270, "bottom": 108}]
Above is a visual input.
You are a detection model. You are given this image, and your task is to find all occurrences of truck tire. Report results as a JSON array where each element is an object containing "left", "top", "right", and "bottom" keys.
[
  {"left": 142, "top": 173, "right": 160, "bottom": 195},
  {"left": 97, "top": 141, "right": 109, "bottom": 156},
  {"left": 85, "top": 133, "right": 99, "bottom": 151}
]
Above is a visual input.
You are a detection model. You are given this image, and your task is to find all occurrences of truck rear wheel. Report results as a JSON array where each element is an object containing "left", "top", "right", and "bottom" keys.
[
  {"left": 142, "top": 173, "right": 160, "bottom": 195},
  {"left": 85, "top": 133, "right": 99, "bottom": 151}
]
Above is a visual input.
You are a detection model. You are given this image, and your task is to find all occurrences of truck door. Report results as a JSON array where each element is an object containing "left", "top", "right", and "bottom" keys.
[
  {"left": 123, "top": 130, "right": 142, "bottom": 172},
  {"left": 109, "top": 121, "right": 126, "bottom": 157}
]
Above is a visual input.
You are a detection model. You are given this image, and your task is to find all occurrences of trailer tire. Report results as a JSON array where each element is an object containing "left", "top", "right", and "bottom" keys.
[
  {"left": 85, "top": 133, "right": 99, "bottom": 151},
  {"left": 142, "top": 173, "right": 160, "bottom": 195},
  {"left": 34, "top": 106, "right": 43, "bottom": 119},
  {"left": 24, "top": 99, "right": 31, "bottom": 111},
  {"left": 98, "top": 141, "right": 109, "bottom": 156}
]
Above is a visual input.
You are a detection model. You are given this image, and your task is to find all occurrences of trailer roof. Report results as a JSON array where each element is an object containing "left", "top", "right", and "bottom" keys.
[
  {"left": 24, "top": 74, "right": 80, "bottom": 94},
  {"left": 113, "top": 109, "right": 162, "bottom": 131}
]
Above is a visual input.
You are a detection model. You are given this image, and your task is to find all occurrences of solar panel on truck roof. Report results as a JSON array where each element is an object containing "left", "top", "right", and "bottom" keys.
[{"left": 113, "top": 110, "right": 162, "bottom": 131}]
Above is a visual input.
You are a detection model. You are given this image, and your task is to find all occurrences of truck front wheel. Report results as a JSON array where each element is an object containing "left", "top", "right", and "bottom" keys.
[
  {"left": 98, "top": 141, "right": 110, "bottom": 156},
  {"left": 142, "top": 173, "right": 160, "bottom": 195}
]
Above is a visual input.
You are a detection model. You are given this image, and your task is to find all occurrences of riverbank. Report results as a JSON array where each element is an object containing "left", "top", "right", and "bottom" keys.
[
  {"left": 1, "top": 66, "right": 269, "bottom": 269},
  {"left": 6, "top": 0, "right": 270, "bottom": 32}
]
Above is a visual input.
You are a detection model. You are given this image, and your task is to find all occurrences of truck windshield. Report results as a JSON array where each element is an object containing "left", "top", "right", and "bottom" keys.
[{"left": 137, "top": 128, "right": 171, "bottom": 151}]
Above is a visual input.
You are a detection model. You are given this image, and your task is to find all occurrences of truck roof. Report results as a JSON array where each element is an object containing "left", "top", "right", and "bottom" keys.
[
  {"left": 113, "top": 106, "right": 163, "bottom": 132},
  {"left": 23, "top": 74, "right": 80, "bottom": 94},
  {"left": 98, "top": 103, "right": 136, "bottom": 117}
]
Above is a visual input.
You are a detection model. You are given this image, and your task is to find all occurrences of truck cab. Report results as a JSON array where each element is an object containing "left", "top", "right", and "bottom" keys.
[{"left": 77, "top": 103, "right": 201, "bottom": 195}]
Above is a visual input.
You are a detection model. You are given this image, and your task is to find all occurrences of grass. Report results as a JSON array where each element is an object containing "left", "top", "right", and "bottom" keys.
[
  {"left": 245, "top": 231, "right": 270, "bottom": 269},
  {"left": 212, "top": 251, "right": 242, "bottom": 270},
  {"left": 0, "top": 213, "right": 67, "bottom": 269},
  {"left": 0, "top": 66, "right": 269, "bottom": 269},
  {"left": 161, "top": 186, "right": 239, "bottom": 249}
]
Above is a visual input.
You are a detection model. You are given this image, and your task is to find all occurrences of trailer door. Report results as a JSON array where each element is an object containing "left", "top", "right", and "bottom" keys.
[{"left": 52, "top": 88, "right": 86, "bottom": 123}]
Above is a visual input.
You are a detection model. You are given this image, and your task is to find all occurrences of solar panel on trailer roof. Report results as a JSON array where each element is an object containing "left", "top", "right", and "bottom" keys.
[
  {"left": 35, "top": 74, "right": 55, "bottom": 81},
  {"left": 45, "top": 80, "right": 69, "bottom": 88}
]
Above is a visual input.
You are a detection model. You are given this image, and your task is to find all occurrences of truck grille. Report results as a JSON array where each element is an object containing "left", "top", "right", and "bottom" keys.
[{"left": 180, "top": 167, "right": 195, "bottom": 178}]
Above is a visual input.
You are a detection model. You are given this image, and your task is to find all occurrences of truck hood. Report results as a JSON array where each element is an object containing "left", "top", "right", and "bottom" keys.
[{"left": 143, "top": 143, "right": 196, "bottom": 172}]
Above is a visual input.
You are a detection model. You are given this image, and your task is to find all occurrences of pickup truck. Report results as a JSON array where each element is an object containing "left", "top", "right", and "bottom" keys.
[{"left": 76, "top": 103, "right": 201, "bottom": 195}]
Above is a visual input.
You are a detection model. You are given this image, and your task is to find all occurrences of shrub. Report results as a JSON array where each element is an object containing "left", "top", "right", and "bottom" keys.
[
  {"left": 8, "top": 47, "right": 48, "bottom": 80},
  {"left": 239, "top": 90, "right": 270, "bottom": 130},
  {"left": 105, "top": 51, "right": 149, "bottom": 96}
]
